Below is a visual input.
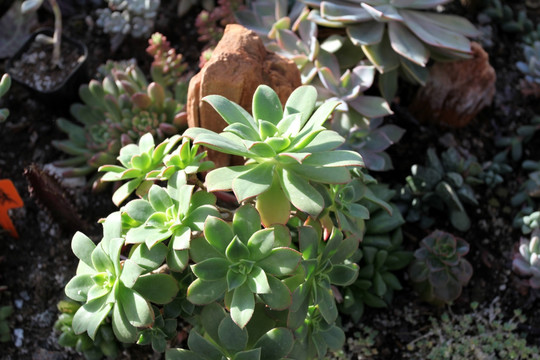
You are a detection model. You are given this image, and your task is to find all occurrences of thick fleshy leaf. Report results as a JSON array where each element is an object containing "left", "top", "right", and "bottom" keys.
[
  {"left": 117, "top": 286, "right": 153, "bottom": 327},
  {"left": 317, "top": 282, "right": 338, "bottom": 324},
  {"left": 279, "top": 169, "right": 324, "bottom": 217},
  {"left": 231, "top": 283, "right": 255, "bottom": 328},
  {"left": 400, "top": 10, "right": 472, "bottom": 53},
  {"left": 126, "top": 226, "right": 172, "bottom": 246},
  {"left": 218, "top": 316, "right": 249, "bottom": 352},
  {"left": 170, "top": 226, "right": 191, "bottom": 250},
  {"left": 191, "top": 258, "right": 230, "bottom": 281},
  {"left": 347, "top": 22, "right": 385, "bottom": 46},
  {"left": 202, "top": 95, "right": 257, "bottom": 130},
  {"left": 388, "top": 21, "right": 429, "bottom": 66},
  {"left": 148, "top": 185, "right": 173, "bottom": 213},
  {"left": 256, "top": 181, "right": 291, "bottom": 228},
  {"left": 300, "top": 130, "right": 344, "bottom": 153},
  {"left": 65, "top": 274, "right": 95, "bottom": 302},
  {"left": 302, "top": 150, "right": 364, "bottom": 167},
  {"left": 226, "top": 236, "right": 251, "bottom": 262},
  {"left": 132, "top": 274, "right": 179, "bottom": 304},
  {"left": 187, "top": 279, "right": 227, "bottom": 305},
  {"left": 72, "top": 232, "right": 96, "bottom": 268},
  {"left": 205, "top": 165, "right": 256, "bottom": 192},
  {"left": 283, "top": 86, "right": 317, "bottom": 129},
  {"left": 328, "top": 264, "right": 359, "bottom": 286},
  {"left": 194, "top": 132, "right": 253, "bottom": 157},
  {"left": 113, "top": 178, "right": 143, "bottom": 206},
  {"left": 259, "top": 276, "right": 291, "bottom": 310},
  {"left": 247, "top": 266, "right": 270, "bottom": 294},
  {"left": 167, "top": 248, "right": 190, "bottom": 272},
  {"left": 130, "top": 242, "right": 168, "bottom": 270},
  {"left": 233, "top": 162, "right": 275, "bottom": 202},
  {"left": 225, "top": 122, "right": 262, "bottom": 141},
  {"left": 287, "top": 164, "right": 351, "bottom": 184},
  {"left": 204, "top": 216, "right": 234, "bottom": 253},
  {"left": 187, "top": 331, "right": 224, "bottom": 360},
  {"left": 120, "top": 259, "right": 145, "bottom": 288},
  {"left": 348, "top": 95, "right": 393, "bottom": 118},
  {"left": 320, "top": 2, "right": 372, "bottom": 22},
  {"left": 125, "top": 199, "right": 155, "bottom": 223},
  {"left": 233, "top": 205, "right": 262, "bottom": 243},
  {"left": 252, "top": 85, "right": 283, "bottom": 125},
  {"left": 257, "top": 247, "right": 301, "bottom": 276},
  {"left": 362, "top": 34, "right": 401, "bottom": 73},
  {"left": 253, "top": 327, "right": 294, "bottom": 360},
  {"left": 165, "top": 349, "right": 205, "bottom": 360},
  {"left": 112, "top": 302, "right": 138, "bottom": 343},
  {"left": 72, "top": 296, "right": 112, "bottom": 339},
  {"left": 91, "top": 245, "right": 114, "bottom": 273},
  {"left": 247, "top": 229, "right": 275, "bottom": 261}
]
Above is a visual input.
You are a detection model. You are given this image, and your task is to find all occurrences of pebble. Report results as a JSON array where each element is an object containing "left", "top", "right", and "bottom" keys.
[
  {"left": 13, "top": 328, "right": 23, "bottom": 347},
  {"left": 14, "top": 299, "right": 23, "bottom": 309}
]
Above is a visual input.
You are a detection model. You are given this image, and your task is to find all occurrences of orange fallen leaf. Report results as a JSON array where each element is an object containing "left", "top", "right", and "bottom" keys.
[{"left": 0, "top": 179, "right": 23, "bottom": 238}]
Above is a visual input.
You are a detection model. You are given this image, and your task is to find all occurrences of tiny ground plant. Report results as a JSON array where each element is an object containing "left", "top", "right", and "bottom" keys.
[
  {"left": 60, "top": 84, "right": 398, "bottom": 359},
  {"left": 0, "top": 73, "right": 10, "bottom": 122},
  {"left": 405, "top": 300, "right": 539, "bottom": 359},
  {"left": 513, "top": 228, "right": 540, "bottom": 289}
]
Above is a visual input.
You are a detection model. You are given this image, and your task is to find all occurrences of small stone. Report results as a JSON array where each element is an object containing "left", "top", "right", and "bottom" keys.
[
  {"left": 187, "top": 24, "right": 301, "bottom": 168},
  {"left": 499, "top": 284, "right": 506, "bottom": 291},
  {"left": 410, "top": 42, "right": 496, "bottom": 128},
  {"left": 14, "top": 299, "right": 23, "bottom": 309},
  {"left": 14, "top": 328, "right": 24, "bottom": 347}
]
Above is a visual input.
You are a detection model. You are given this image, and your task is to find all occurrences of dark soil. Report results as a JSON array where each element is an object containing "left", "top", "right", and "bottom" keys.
[{"left": 0, "top": 1, "right": 539, "bottom": 360}]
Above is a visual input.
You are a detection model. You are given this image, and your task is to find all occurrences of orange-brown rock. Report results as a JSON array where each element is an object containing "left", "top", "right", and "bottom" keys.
[
  {"left": 187, "top": 24, "right": 302, "bottom": 168},
  {"left": 410, "top": 42, "right": 496, "bottom": 128}
]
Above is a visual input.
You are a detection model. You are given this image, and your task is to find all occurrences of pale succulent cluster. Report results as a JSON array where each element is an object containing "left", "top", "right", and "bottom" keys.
[
  {"left": 513, "top": 229, "right": 540, "bottom": 289},
  {"left": 96, "top": 0, "right": 160, "bottom": 38}
]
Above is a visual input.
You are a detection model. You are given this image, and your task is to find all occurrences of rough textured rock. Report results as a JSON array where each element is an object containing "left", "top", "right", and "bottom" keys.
[
  {"left": 187, "top": 24, "right": 301, "bottom": 167},
  {"left": 410, "top": 42, "right": 496, "bottom": 128}
]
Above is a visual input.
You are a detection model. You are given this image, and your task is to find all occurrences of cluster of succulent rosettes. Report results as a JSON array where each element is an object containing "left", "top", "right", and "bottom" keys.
[
  {"left": 183, "top": 84, "right": 365, "bottom": 227},
  {"left": 517, "top": 41, "right": 540, "bottom": 97},
  {"left": 53, "top": 61, "right": 186, "bottom": 185},
  {"left": 301, "top": 0, "right": 480, "bottom": 97},
  {"left": 99, "top": 133, "right": 214, "bottom": 206},
  {"left": 54, "top": 300, "right": 121, "bottom": 360},
  {"left": 482, "top": 0, "right": 536, "bottom": 35},
  {"left": 340, "top": 183, "right": 412, "bottom": 321},
  {"left": 495, "top": 115, "right": 540, "bottom": 162},
  {"left": 395, "top": 147, "right": 482, "bottom": 231},
  {"left": 96, "top": 0, "right": 160, "bottom": 39},
  {"left": 146, "top": 32, "right": 189, "bottom": 92},
  {"left": 0, "top": 73, "right": 10, "bottom": 122},
  {"left": 513, "top": 229, "right": 540, "bottom": 289},
  {"left": 195, "top": 0, "right": 244, "bottom": 45},
  {"left": 409, "top": 230, "right": 473, "bottom": 305}
]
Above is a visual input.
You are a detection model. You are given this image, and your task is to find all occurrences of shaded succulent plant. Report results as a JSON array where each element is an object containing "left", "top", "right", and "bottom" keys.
[
  {"left": 64, "top": 212, "right": 179, "bottom": 342},
  {"left": 0, "top": 73, "right": 10, "bottom": 122},
  {"left": 511, "top": 159, "right": 540, "bottom": 209},
  {"left": 409, "top": 230, "right": 473, "bottom": 304},
  {"left": 517, "top": 41, "right": 540, "bottom": 98},
  {"left": 166, "top": 302, "right": 295, "bottom": 360},
  {"left": 315, "top": 61, "right": 393, "bottom": 135},
  {"left": 341, "top": 117, "right": 405, "bottom": 172},
  {"left": 303, "top": 0, "right": 480, "bottom": 96},
  {"left": 495, "top": 115, "right": 540, "bottom": 162},
  {"left": 188, "top": 205, "right": 302, "bottom": 328},
  {"left": 513, "top": 229, "right": 540, "bottom": 289},
  {"left": 340, "top": 183, "right": 412, "bottom": 321},
  {"left": 53, "top": 61, "right": 186, "bottom": 186},
  {"left": 96, "top": 0, "right": 160, "bottom": 41},
  {"left": 396, "top": 147, "right": 482, "bottom": 231},
  {"left": 479, "top": 151, "right": 513, "bottom": 189},
  {"left": 183, "top": 85, "right": 364, "bottom": 225},
  {"left": 196, "top": 0, "right": 245, "bottom": 45},
  {"left": 483, "top": 0, "right": 535, "bottom": 34},
  {"left": 0, "top": 304, "right": 12, "bottom": 343},
  {"left": 54, "top": 300, "right": 121, "bottom": 360},
  {"left": 137, "top": 305, "right": 178, "bottom": 353},
  {"left": 235, "top": 0, "right": 305, "bottom": 42}
]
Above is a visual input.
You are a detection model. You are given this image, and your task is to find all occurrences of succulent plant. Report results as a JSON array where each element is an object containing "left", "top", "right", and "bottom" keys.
[
  {"left": 235, "top": 0, "right": 305, "bottom": 42},
  {"left": 302, "top": 0, "right": 481, "bottom": 97},
  {"left": 53, "top": 61, "right": 186, "bottom": 187},
  {"left": 340, "top": 183, "right": 412, "bottom": 321},
  {"left": 64, "top": 212, "right": 179, "bottom": 342},
  {"left": 166, "top": 303, "right": 295, "bottom": 360},
  {"left": 517, "top": 41, "right": 540, "bottom": 97},
  {"left": 96, "top": 0, "right": 160, "bottom": 40},
  {"left": 54, "top": 299, "right": 121, "bottom": 360},
  {"left": 482, "top": 0, "right": 535, "bottom": 34},
  {"left": 479, "top": 151, "right": 513, "bottom": 189},
  {"left": 511, "top": 159, "right": 540, "bottom": 209},
  {"left": 0, "top": 304, "right": 12, "bottom": 343},
  {"left": 409, "top": 230, "right": 473, "bottom": 305},
  {"left": 513, "top": 229, "right": 540, "bottom": 289},
  {"left": 396, "top": 147, "right": 482, "bottom": 231},
  {"left": 0, "top": 73, "right": 10, "bottom": 122},
  {"left": 495, "top": 115, "right": 540, "bottom": 162},
  {"left": 183, "top": 84, "right": 364, "bottom": 225},
  {"left": 196, "top": 0, "right": 245, "bottom": 45}
]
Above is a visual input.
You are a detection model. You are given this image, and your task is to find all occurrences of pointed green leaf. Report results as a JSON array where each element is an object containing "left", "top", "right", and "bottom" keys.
[
  {"left": 252, "top": 85, "right": 283, "bottom": 125},
  {"left": 231, "top": 283, "right": 255, "bottom": 328},
  {"left": 187, "top": 279, "right": 227, "bottom": 305},
  {"left": 133, "top": 274, "right": 179, "bottom": 304},
  {"left": 233, "top": 162, "right": 275, "bottom": 202}
]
